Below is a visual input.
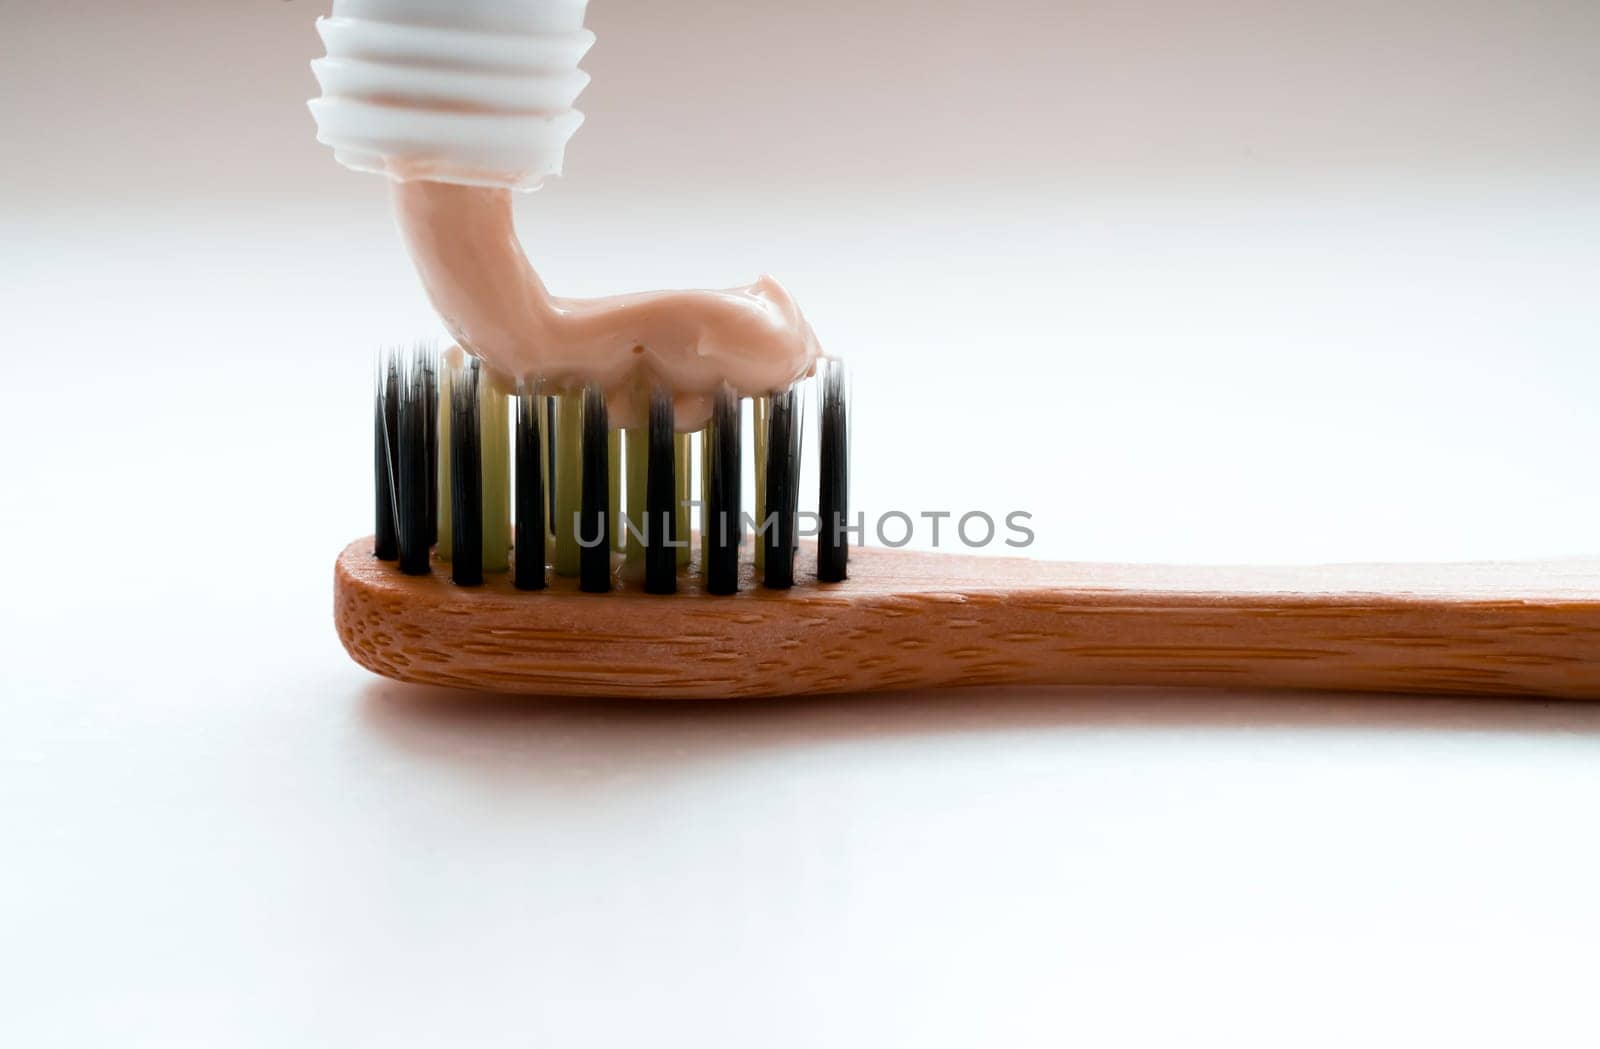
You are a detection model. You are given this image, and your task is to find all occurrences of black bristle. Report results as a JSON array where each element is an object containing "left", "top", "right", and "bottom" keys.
[
  {"left": 514, "top": 386, "right": 546, "bottom": 590},
  {"left": 395, "top": 349, "right": 433, "bottom": 575},
  {"left": 373, "top": 355, "right": 399, "bottom": 561},
  {"left": 762, "top": 385, "right": 801, "bottom": 589},
  {"left": 450, "top": 360, "right": 484, "bottom": 587},
  {"left": 817, "top": 362, "right": 849, "bottom": 582},
  {"left": 644, "top": 389, "right": 677, "bottom": 595},
  {"left": 546, "top": 396, "right": 558, "bottom": 526},
  {"left": 705, "top": 387, "right": 742, "bottom": 595},
  {"left": 422, "top": 353, "right": 439, "bottom": 545},
  {"left": 579, "top": 384, "right": 612, "bottom": 593}
]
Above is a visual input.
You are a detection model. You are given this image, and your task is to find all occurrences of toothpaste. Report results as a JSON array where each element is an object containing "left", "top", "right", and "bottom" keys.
[{"left": 310, "top": 0, "right": 823, "bottom": 429}]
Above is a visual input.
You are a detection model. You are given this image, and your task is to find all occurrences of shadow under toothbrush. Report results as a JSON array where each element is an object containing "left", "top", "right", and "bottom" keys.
[{"left": 357, "top": 677, "right": 1600, "bottom": 789}]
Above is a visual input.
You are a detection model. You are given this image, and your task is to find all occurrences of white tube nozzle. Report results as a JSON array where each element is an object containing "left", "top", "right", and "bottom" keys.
[{"left": 308, "top": 0, "right": 594, "bottom": 190}]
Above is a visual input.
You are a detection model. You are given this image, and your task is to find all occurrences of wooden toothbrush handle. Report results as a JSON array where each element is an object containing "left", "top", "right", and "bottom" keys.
[
  {"left": 335, "top": 539, "right": 1600, "bottom": 699},
  {"left": 833, "top": 549, "right": 1600, "bottom": 699}
]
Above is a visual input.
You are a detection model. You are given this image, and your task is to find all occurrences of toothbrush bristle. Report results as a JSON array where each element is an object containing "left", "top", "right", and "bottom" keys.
[
  {"left": 367, "top": 355, "right": 849, "bottom": 595},
  {"left": 579, "top": 384, "right": 612, "bottom": 593},
  {"left": 450, "top": 359, "right": 484, "bottom": 587},
  {"left": 373, "top": 355, "right": 400, "bottom": 561},
  {"left": 421, "top": 352, "right": 439, "bottom": 546},
  {"left": 644, "top": 388, "right": 677, "bottom": 594},
  {"left": 762, "top": 385, "right": 801, "bottom": 589},
  {"left": 514, "top": 385, "right": 546, "bottom": 591},
  {"left": 705, "top": 386, "right": 742, "bottom": 595},
  {"left": 817, "top": 360, "right": 849, "bottom": 583},
  {"left": 545, "top": 397, "right": 558, "bottom": 527},
  {"left": 395, "top": 347, "right": 435, "bottom": 575}
]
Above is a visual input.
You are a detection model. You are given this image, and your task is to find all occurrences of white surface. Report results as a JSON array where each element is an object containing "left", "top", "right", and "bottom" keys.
[{"left": 5, "top": 183, "right": 1600, "bottom": 1046}]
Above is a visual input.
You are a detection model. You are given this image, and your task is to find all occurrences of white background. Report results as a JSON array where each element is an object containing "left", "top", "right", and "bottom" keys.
[{"left": 5, "top": 2, "right": 1600, "bottom": 1045}]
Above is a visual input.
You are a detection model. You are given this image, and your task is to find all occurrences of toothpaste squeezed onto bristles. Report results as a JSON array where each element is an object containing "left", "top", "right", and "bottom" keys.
[{"left": 309, "top": 0, "right": 823, "bottom": 430}]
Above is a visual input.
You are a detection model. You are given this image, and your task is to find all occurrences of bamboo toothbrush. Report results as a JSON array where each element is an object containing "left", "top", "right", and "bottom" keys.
[{"left": 339, "top": 347, "right": 1600, "bottom": 700}]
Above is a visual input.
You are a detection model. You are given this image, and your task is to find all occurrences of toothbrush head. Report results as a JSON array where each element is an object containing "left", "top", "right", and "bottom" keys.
[{"left": 367, "top": 347, "right": 851, "bottom": 596}]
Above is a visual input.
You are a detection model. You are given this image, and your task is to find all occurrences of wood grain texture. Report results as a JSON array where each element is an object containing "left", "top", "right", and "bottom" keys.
[{"left": 334, "top": 536, "right": 1600, "bottom": 699}]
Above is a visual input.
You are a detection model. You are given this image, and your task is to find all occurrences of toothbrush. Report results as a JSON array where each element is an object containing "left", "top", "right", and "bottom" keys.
[
  {"left": 341, "top": 350, "right": 1600, "bottom": 700},
  {"left": 312, "top": 2, "right": 1600, "bottom": 700}
]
